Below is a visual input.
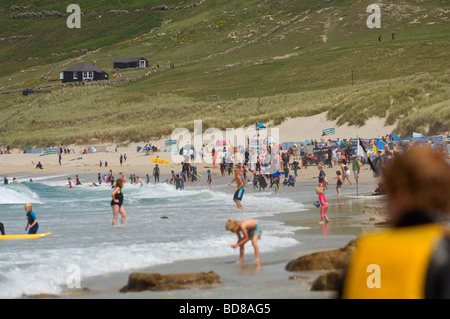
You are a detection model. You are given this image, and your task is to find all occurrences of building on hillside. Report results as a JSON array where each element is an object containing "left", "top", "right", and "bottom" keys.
[
  {"left": 113, "top": 57, "right": 148, "bottom": 69},
  {"left": 60, "top": 62, "right": 108, "bottom": 83}
]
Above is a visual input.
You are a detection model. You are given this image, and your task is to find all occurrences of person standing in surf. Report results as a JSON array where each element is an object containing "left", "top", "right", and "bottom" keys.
[
  {"left": 24, "top": 203, "right": 39, "bottom": 234},
  {"left": 315, "top": 187, "right": 330, "bottom": 224},
  {"left": 111, "top": 178, "right": 127, "bottom": 226},
  {"left": 153, "top": 164, "right": 160, "bottom": 184},
  {"left": 207, "top": 169, "right": 212, "bottom": 191},
  {"left": 229, "top": 166, "right": 245, "bottom": 209}
]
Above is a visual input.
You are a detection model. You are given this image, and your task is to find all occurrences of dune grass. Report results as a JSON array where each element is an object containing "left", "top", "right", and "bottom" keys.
[
  {"left": 0, "top": 0, "right": 449, "bottom": 147},
  {"left": 1, "top": 71, "right": 448, "bottom": 148}
]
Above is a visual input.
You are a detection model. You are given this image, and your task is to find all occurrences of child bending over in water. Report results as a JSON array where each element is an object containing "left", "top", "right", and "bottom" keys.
[{"left": 226, "top": 218, "right": 262, "bottom": 264}]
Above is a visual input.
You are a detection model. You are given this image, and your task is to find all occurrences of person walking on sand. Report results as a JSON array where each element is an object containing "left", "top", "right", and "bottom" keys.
[
  {"left": 340, "top": 159, "right": 353, "bottom": 188},
  {"left": 315, "top": 187, "right": 330, "bottom": 224},
  {"left": 226, "top": 218, "right": 262, "bottom": 264},
  {"left": 335, "top": 170, "right": 343, "bottom": 196},
  {"left": 352, "top": 155, "right": 361, "bottom": 186},
  {"left": 318, "top": 165, "right": 326, "bottom": 190},
  {"left": 229, "top": 168, "right": 245, "bottom": 209},
  {"left": 111, "top": 178, "right": 127, "bottom": 226},
  {"left": 25, "top": 203, "right": 39, "bottom": 234}
]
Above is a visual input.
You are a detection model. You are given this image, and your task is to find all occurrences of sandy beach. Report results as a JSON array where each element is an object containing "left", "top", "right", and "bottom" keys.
[
  {"left": 0, "top": 114, "right": 387, "bottom": 300},
  {"left": 0, "top": 112, "right": 394, "bottom": 180}
]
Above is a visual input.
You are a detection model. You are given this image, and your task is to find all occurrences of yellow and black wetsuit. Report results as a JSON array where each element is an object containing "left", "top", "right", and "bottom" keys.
[{"left": 339, "top": 212, "right": 450, "bottom": 299}]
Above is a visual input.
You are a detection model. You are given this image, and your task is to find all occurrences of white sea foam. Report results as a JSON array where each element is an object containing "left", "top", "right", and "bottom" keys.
[
  {"left": 0, "top": 184, "right": 42, "bottom": 204},
  {"left": 0, "top": 177, "right": 309, "bottom": 298}
]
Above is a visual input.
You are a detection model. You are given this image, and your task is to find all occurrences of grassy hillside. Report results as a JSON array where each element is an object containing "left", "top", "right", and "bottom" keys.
[{"left": 0, "top": 0, "right": 449, "bottom": 147}]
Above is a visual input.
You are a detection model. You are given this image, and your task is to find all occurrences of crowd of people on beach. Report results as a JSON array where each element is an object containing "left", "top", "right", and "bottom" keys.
[{"left": 2, "top": 132, "right": 449, "bottom": 290}]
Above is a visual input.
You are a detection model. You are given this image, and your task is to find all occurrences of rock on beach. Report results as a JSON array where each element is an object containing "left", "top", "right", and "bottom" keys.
[
  {"left": 286, "top": 240, "right": 357, "bottom": 291},
  {"left": 285, "top": 240, "right": 356, "bottom": 272},
  {"left": 119, "top": 271, "right": 222, "bottom": 293}
]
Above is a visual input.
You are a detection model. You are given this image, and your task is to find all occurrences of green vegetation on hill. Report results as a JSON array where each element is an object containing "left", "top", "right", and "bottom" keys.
[{"left": 0, "top": 0, "right": 449, "bottom": 147}]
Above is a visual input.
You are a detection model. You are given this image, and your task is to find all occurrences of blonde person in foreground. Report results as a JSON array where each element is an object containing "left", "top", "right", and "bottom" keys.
[
  {"left": 339, "top": 146, "right": 450, "bottom": 299},
  {"left": 226, "top": 218, "right": 262, "bottom": 266}
]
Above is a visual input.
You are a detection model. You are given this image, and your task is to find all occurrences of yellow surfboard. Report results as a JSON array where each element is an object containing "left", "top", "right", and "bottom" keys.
[
  {"left": 150, "top": 158, "right": 170, "bottom": 164},
  {"left": 0, "top": 232, "right": 51, "bottom": 240}
]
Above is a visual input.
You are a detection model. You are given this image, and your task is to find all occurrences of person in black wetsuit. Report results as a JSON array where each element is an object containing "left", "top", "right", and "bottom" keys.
[
  {"left": 111, "top": 178, "right": 126, "bottom": 226},
  {"left": 0, "top": 222, "right": 5, "bottom": 235}
]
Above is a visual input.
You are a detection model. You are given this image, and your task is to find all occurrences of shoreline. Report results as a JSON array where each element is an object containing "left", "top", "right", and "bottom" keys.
[
  {"left": 1, "top": 115, "right": 391, "bottom": 299},
  {"left": 43, "top": 168, "right": 381, "bottom": 299}
]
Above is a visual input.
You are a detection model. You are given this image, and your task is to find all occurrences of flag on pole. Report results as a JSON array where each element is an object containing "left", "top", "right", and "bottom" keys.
[
  {"left": 358, "top": 138, "right": 376, "bottom": 172},
  {"left": 372, "top": 139, "right": 379, "bottom": 154}
]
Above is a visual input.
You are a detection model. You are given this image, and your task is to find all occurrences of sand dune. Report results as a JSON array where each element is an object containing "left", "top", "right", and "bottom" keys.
[
  {"left": 275, "top": 112, "right": 396, "bottom": 142},
  {"left": 0, "top": 112, "right": 394, "bottom": 178}
]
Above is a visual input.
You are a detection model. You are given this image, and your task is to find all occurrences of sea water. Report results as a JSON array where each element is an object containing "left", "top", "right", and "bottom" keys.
[{"left": 0, "top": 174, "right": 308, "bottom": 298}]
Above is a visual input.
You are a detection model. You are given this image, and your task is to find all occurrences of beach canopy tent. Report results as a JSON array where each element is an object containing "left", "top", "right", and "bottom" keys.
[
  {"left": 256, "top": 123, "right": 266, "bottom": 130},
  {"left": 322, "top": 128, "right": 335, "bottom": 136},
  {"left": 168, "top": 144, "right": 179, "bottom": 152},
  {"left": 179, "top": 145, "right": 194, "bottom": 155},
  {"left": 374, "top": 140, "right": 386, "bottom": 152},
  {"left": 390, "top": 134, "right": 400, "bottom": 141},
  {"left": 263, "top": 136, "right": 277, "bottom": 145},
  {"left": 165, "top": 139, "right": 177, "bottom": 146},
  {"left": 411, "top": 135, "right": 446, "bottom": 147},
  {"left": 40, "top": 148, "right": 59, "bottom": 156},
  {"left": 248, "top": 138, "right": 260, "bottom": 151},
  {"left": 281, "top": 142, "right": 302, "bottom": 151},
  {"left": 87, "top": 145, "right": 106, "bottom": 153},
  {"left": 23, "top": 148, "right": 42, "bottom": 154},
  {"left": 413, "top": 132, "right": 424, "bottom": 138}
]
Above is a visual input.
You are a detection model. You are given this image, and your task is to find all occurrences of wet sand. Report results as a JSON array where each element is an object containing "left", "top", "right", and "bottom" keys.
[{"left": 56, "top": 169, "right": 382, "bottom": 300}]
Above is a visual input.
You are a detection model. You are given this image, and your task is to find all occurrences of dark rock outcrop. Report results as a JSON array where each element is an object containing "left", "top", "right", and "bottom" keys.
[
  {"left": 310, "top": 271, "right": 342, "bottom": 291},
  {"left": 285, "top": 240, "right": 356, "bottom": 271},
  {"left": 120, "top": 271, "right": 221, "bottom": 293}
]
